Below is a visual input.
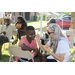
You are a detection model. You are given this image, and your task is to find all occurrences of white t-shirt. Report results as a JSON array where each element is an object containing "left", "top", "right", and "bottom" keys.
[
  {"left": 0, "top": 12, "right": 5, "bottom": 18},
  {"left": 0, "top": 25, "right": 17, "bottom": 40},
  {"left": 47, "top": 37, "right": 70, "bottom": 62}
]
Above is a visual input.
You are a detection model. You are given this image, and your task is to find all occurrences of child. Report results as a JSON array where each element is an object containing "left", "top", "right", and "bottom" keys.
[
  {"left": 15, "top": 26, "right": 46, "bottom": 62},
  {"left": 15, "top": 16, "right": 27, "bottom": 40}
]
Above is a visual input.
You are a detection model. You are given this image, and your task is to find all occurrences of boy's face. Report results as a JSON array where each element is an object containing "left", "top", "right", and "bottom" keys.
[
  {"left": 26, "top": 30, "right": 35, "bottom": 40},
  {"left": 6, "top": 19, "right": 10, "bottom": 24}
]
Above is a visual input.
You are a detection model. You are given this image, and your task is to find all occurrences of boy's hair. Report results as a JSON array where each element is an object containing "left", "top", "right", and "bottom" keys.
[
  {"left": 26, "top": 26, "right": 35, "bottom": 32},
  {"left": 49, "top": 19, "right": 56, "bottom": 23}
]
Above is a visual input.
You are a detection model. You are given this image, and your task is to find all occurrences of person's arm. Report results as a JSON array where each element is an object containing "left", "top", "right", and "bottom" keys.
[
  {"left": 36, "top": 34, "right": 66, "bottom": 62},
  {"left": 12, "top": 26, "right": 18, "bottom": 44},
  {"left": 21, "top": 43, "right": 36, "bottom": 51},
  {"left": 21, "top": 43, "right": 38, "bottom": 55},
  {"left": 43, "top": 47, "right": 65, "bottom": 62},
  {"left": 36, "top": 34, "right": 50, "bottom": 51},
  {"left": 18, "top": 22, "right": 27, "bottom": 31},
  {"left": 0, "top": 26, "right": 6, "bottom": 35},
  {"left": 37, "top": 40, "right": 46, "bottom": 51},
  {"left": 18, "top": 27, "right": 26, "bottom": 31}
]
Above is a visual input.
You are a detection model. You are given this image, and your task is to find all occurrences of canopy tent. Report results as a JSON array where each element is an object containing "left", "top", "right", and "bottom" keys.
[
  {"left": 40, "top": 12, "right": 43, "bottom": 37},
  {"left": 39, "top": 12, "right": 63, "bottom": 37},
  {"left": 23, "top": 12, "right": 63, "bottom": 37}
]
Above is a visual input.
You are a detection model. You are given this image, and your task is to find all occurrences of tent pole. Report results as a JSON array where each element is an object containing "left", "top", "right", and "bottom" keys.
[
  {"left": 62, "top": 12, "right": 63, "bottom": 29},
  {"left": 40, "top": 12, "right": 42, "bottom": 37}
]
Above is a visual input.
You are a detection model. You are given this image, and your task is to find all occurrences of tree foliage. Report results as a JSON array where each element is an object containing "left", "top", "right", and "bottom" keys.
[{"left": 63, "top": 12, "right": 71, "bottom": 14}]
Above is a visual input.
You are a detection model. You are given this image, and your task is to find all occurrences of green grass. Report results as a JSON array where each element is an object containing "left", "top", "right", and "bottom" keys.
[
  {"left": 11, "top": 21, "right": 47, "bottom": 29},
  {"left": 11, "top": 20, "right": 47, "bottom": 26},
  {"left": 1, "top": 41, "right": 75, "bottom": 62},
  {"left": 0, "top": 21, "right": 47, "bottom": 62},
  {"left": 27, "top": 20, "right": 47, "bottom": 25},
  {"left": 1, "top": 20, "right": 75, "bottom": 62},
  {"left": 69, "top": 48, "right": 75, "bottom": 62}
]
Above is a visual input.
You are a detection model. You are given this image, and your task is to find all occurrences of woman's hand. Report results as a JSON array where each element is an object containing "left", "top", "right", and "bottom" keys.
[{"left": 36, "top": 34, "right": 40, "bottom": 42}]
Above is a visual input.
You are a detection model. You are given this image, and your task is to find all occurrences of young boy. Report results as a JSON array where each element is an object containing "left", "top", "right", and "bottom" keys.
[{"left": 15, "top": 26, "right": 46, "bottom": 62}]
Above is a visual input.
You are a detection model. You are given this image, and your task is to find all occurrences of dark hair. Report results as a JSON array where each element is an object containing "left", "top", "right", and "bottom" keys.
[
  {"left": 17, "top": 16, "right": 26, "bottom": 23},
  {"left": 49, "top": 19, "right": 56, "bottom": 23},
  {"left": 26, "top": 26, "right": 35, "bottom": 32}
]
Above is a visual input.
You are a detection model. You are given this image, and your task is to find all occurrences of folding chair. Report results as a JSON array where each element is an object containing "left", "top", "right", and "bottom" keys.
[
  {"left": 66, "top": 29, "right": 75, "bottom": 48},
  {"left": 67, "top": 50, "right": 75, "bottom": 62},
  {"left": 8, "top": 45, "right": 34, "bottom": 62},
  {"left": 66, "top": 29, "right": 75, "bottom": 62}
]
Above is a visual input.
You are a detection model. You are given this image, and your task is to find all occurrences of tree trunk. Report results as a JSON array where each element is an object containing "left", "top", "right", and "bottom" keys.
[{"left": 70, "top": 12, "right": 75, "bottom": 29}]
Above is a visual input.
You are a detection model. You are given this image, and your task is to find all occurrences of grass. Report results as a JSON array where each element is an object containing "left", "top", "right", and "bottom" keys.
[
  {"left": 11, "top": 21, "right": 47, "bottom": 29},
  {"left": 1, "top": 20, "right": 75, "bottom": 62},
  {"left": 0, "top": 41, "right": 75, "bottom": 62},
  {"left": 11, "top": 20, "right": 47, "bottom": 26},
  {"left": 0, "top": 21, "right": 47, "bottom": 62},
  {"left": 27, "top": 20, "right": 47, "bottom": 25}
]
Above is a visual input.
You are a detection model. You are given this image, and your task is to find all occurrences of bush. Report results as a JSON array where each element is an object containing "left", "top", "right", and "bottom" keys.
[
  {"left": 37, "top": 15, "right": 40, "bottom": 21},
  {"left": 43, "top": 15, "right": 45, "bottom": 21},
  {"left": 33, "top": 15, "right": 37, "bottom": 21},
  {"left": 43, "top": 15, "right": 48, "bottom": 21}
]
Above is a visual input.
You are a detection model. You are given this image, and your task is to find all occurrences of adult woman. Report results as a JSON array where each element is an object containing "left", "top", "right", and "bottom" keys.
[
  {"left": 36, "top": 23, "right": 70, "bottom": 62},
  {"left": 15, "top": 16, "right": 27, "bottom": 40}
]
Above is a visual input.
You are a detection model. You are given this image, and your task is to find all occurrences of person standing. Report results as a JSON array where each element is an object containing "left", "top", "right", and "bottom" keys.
[
  {"left": 11, "top": 14, "right": 15, "bottom": 23},
  {"left": 6, "top": 12, "right": 12, "bottom": 23},
  {"left": 15, "top": 16, "right": 27, "bottom": 40},
  {"left": 0, "top": 12, "right": 5, "bottom": 25}
]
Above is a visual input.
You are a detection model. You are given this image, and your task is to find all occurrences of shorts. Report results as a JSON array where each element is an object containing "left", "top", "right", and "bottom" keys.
[{"left": 0, "top": 35, "right": 9, "bottom": 45}]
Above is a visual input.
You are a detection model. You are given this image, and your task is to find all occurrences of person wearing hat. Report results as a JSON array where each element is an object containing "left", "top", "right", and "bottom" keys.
[{"left": 0, "top": 18, "right": 18, "bottom": 58}]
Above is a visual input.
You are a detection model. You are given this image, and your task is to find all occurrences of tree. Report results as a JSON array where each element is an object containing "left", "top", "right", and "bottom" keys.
[
  {"left": 63, "top": 12, "right": 71, "bottom": 14},
  {"left": 42, "top": 12, "right": 48, "bottom": 21},
  {"left": 70, "top": 12, "right": 75, "bottom": 29}
]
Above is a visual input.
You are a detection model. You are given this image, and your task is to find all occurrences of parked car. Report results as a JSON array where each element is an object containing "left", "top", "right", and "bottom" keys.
[
  {"left": 56, "top": 16, "right": 71, "bottom": 28},
  {"left": 63, "top": 14, "right": 71, "bottom": 17},
  {"left": 47, "top": 16, "right": 71, "bottom": 28}
]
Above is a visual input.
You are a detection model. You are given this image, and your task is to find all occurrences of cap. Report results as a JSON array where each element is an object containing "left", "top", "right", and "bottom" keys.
[{"left": 5, "top": 17, "right": 10, "bottom": 20}]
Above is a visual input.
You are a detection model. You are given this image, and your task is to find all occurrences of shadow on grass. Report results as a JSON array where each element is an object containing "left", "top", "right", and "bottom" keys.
[
  {"left": 0, "top": 54, "right": 10, "bottom": 62},
  {"left": 0, "top": 54, "right": 15, "bottom": 62}
]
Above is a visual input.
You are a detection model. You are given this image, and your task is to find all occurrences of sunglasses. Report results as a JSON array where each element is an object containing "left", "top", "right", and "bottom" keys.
[{"left": 47, "top": 30, "right": 54, "bottom": 35}]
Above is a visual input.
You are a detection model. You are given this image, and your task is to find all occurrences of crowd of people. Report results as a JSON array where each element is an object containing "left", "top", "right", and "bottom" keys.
[
  {"left": 0, "top": 12, "right": 15, "bottom": 25},
  {"left": 0, "top": 14, "right": 70, "bottom": 62}
]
